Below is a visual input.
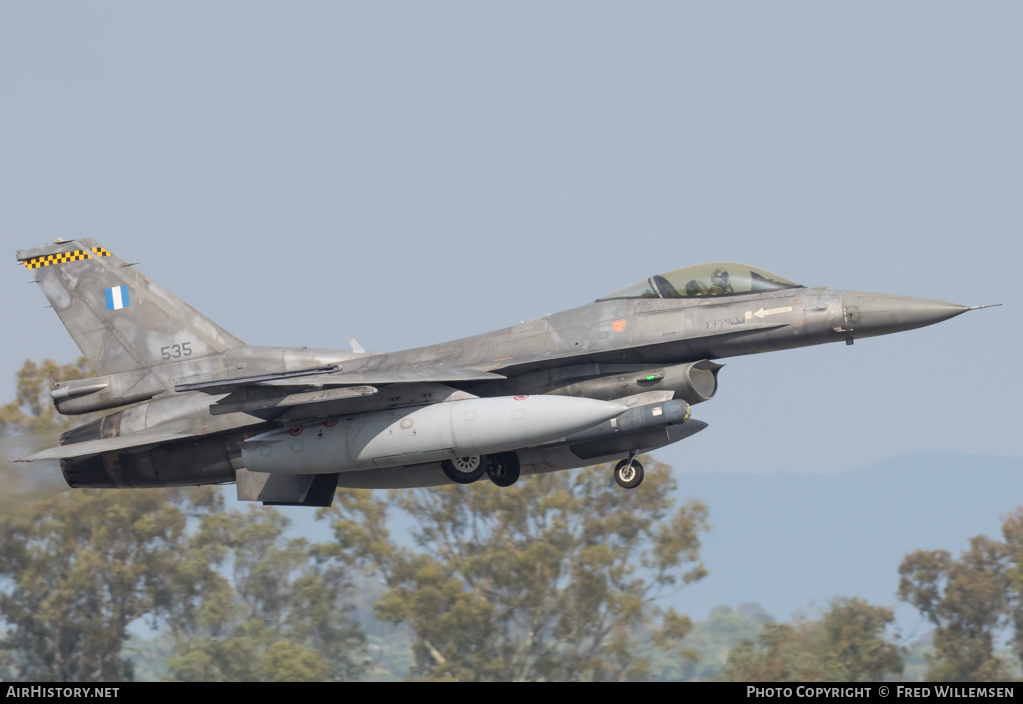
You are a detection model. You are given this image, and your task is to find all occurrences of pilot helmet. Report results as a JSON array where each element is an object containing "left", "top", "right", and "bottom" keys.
[{"left": 712, "top": 268, "right": 729, "bottom": 283}]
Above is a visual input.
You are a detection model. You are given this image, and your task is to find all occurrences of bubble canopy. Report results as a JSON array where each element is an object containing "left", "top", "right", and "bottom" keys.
[{"left": 598, "top": 263, "right": 801, "bottom": 301}]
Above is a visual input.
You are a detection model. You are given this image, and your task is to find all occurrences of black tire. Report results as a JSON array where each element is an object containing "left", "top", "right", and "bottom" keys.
[
  {"left": 613, "top": 459, "right": 644, "bottom": 489},
  {"left": 486, "top": 452, "right": 521, "bottom": 488},
  {"left": 441, "top": 455, "right": 486, "bottom": 484}
]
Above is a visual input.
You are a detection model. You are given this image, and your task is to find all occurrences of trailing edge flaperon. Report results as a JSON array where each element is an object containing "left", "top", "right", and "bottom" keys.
[{"left": 14, "top": 239, "right": 997, "bottom": 506}]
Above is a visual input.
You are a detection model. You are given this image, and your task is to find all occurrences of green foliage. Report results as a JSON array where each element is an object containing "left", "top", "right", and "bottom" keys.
[
  {"left": 719, "top": 598, "right": 903, "bottom": 682},
  {"left": 999, "top": 510, "right": 1023, "bottom": 674},
  {"left": 121, "top": 632, "right": 175, "bottom": 682},
  {"left": 0, "top": 358, "right": 91, "bottom": 437},
  {"left": 0, "top": 487, "right": 222, "bottom": 681},
  {"left": 665, "top": 603, "right": 774, "bottom": 681},
  {"left": 0, "top": 357, "right": 370, "bottom": 682},
  {"left": 163, "top": 506, "right": 367, "bottom": 682},
  {"left": 318, "top": 457, "right": 709, "bottom": 681},
  {"left": 897, "top": 511, "right": 1023, "bottom": 682}
]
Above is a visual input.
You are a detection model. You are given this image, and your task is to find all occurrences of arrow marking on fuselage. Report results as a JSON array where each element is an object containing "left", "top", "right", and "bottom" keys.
[{"left": 751, "top": 306, "right": 792, "bottom": 319}]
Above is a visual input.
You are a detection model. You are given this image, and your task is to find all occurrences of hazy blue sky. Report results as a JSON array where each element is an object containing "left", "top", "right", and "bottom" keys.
[{"left": 2, "top": 2, "right": 1019, "bottom": 480}]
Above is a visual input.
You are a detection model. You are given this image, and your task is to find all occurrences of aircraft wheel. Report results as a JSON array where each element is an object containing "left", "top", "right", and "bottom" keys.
[
  {"left": 441, "top": 455, "right": 486, "bottom": 484},
  {"left": 486, "top": 452, "right": 521, "bottom": 488},
  {"left": 613, "top": 459, "right": 644, "bottom": 489}
]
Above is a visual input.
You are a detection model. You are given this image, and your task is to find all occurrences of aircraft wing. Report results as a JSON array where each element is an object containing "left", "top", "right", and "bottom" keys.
[
  {"left": 175, "top": 366, "right": 505, "bottom": 394},
  {"left": 16, "top": 431, "right": 195, "bottom": 462},
  {"left": 255, "top": 367, "right": 506, "bottom": 387},
  {"left": 175, "top": 365, "right": 506, "bottom": 422}
]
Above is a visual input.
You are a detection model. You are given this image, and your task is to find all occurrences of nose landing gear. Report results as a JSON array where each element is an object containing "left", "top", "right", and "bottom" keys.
[{"left": 613, "top": 453, "right": 644, "bottom": 489}]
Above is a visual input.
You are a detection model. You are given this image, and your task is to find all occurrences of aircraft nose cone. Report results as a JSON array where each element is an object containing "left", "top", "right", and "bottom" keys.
[{"left": 841, "top": 291, "right": 969, "bottom": 338}]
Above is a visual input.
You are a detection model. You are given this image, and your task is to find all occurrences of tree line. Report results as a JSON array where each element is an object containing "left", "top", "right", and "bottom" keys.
[
  {"left": 0, "top": 359, "right": 1018, "bottom": 681},
  {"left": 0, "top": 459, "right": 710, "bottom": 681}
]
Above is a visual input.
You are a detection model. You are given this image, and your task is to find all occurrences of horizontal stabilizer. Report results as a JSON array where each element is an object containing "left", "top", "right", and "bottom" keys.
[{"left": 16, "top": 431, "right": 193, "bottom": 462}]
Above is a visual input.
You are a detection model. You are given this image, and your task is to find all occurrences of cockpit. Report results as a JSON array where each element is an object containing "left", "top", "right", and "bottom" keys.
[{"left": 598, "top": 263, "right": 801, "bottom": 301}]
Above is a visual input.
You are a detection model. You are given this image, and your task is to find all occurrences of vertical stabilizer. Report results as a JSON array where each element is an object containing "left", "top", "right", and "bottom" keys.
[{"left": 17, "top": 238, "right": 245, "bottom": 375}]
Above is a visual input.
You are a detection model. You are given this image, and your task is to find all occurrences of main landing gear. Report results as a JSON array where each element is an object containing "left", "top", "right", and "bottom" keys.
[
  {"left": 613, "top": 453, "right": 644, "bottom": 489},
  {"left": 485, "top": 452, "right": 520, "bottom": 487},
  {"left": 441, "top": 452, "right": 521, "bottom": 488},
  {"left": 441, "top": 455, "right": 486, "bottom": 484}
]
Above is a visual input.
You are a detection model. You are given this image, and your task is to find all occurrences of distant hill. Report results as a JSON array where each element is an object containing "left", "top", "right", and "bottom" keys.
[{"left": 671, "top": 451, "right": 1022, "bottom": 633}]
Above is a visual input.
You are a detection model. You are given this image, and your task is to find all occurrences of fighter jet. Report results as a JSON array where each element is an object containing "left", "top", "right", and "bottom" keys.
[{"left": 14, "top": 239, "right": 997, "bottom": 506}]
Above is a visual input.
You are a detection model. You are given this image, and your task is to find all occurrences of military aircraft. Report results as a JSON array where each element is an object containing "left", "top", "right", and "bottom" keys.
[{"left": 14, "top": 238, "right": 997, "bottom": 507}]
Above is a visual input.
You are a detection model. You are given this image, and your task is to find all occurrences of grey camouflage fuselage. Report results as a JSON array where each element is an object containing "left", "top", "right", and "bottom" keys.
[{"left": 16, "top": 238, "right": 993, "bottom": 506}]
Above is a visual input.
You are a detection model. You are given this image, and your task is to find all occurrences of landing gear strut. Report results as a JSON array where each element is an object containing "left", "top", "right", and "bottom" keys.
[{"left": 613, "top": 454, "right": 644, "bottom": 489}]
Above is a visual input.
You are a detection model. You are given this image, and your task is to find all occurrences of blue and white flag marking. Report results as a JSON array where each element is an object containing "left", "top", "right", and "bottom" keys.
[{"left": 105, "top": 285, "right": 130, "bottom": 311}]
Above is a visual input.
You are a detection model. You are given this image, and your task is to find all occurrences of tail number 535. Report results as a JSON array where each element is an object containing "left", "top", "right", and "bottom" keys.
[{"left": 161, "top": 342, "right": 193, "bottom": 360}]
